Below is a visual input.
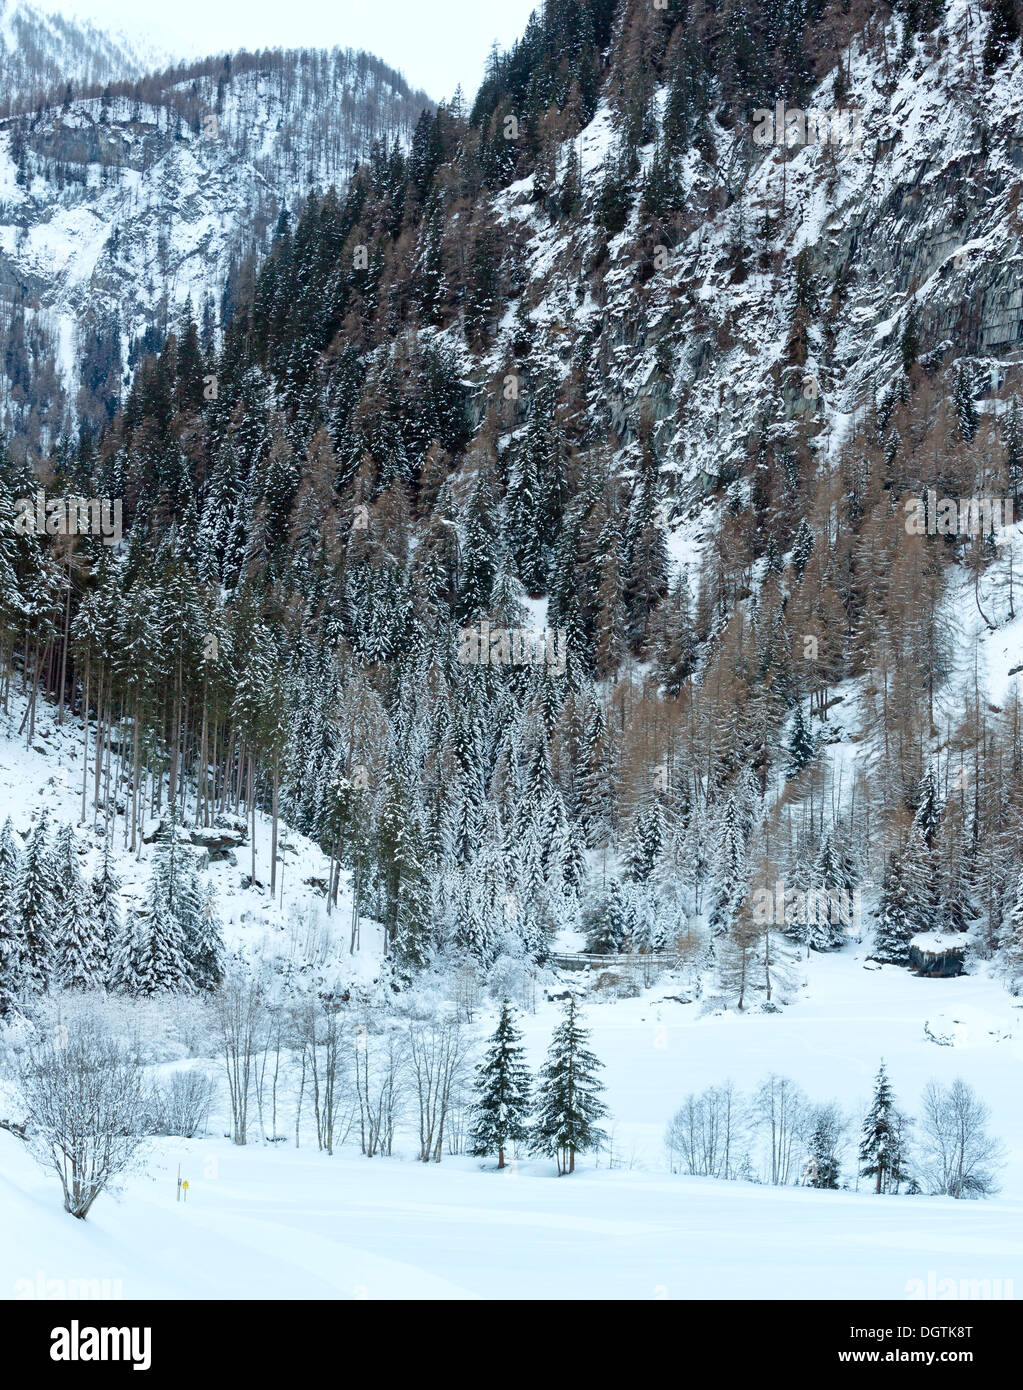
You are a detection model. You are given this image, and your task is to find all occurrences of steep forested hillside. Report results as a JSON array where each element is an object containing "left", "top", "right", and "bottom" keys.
[
  {"left": 0, "top": 0, "right": 169, "bottom": 117},
  {"left": 0, "top": 27, "right": 432, "bottom": 454},
  {"left": 2, "top": 0, "right": 1023, "bottom": 1015}
]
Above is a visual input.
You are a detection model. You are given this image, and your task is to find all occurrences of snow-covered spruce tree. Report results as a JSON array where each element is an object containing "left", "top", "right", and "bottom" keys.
[
  {"left": 91, "top": 840, "right": 123, "bottom": 977},
  {"left": 871, "top": 854, "right": 914, "bottom": 965},
  {"left": 556, "top": 817, "right": 588, "bottom": 901},
  {"left": 392, "top": 846, "right": 434, "bottom": 973},
  {"left": 1000, "top": 869, "right": 1023, "bottom": 991},
  {"left": 858, "top": 1061, "right": 911, "bottom": 1194},
  {"left": 54, "top": 833, "right": 105, "bottom": 990},
  {"left": 0, "top": 817, "right": 23, "bottom": 1014},
  {"left": 531, "top": 995, "right": 608, "bottom": 1175},
  {"left": 708, "top": 794, "right": 746, "bottom": 935},
  {"left": 469, "top": 1000, "right": 532, "bottom": 1168},
  {"left": 803, "top": 829, "right": 847, "bottom": 951},
  {"left": 912, "top": 767, "right": 943, "bottom": 850},
  {"left": 190, "top": 883, "right": 225, "bottom": 992},
  {"left": 146, "top": 815, "right": 206, "bottom": 988},
  {"left": 624, "top": 798, "right": 665, "bottom": 883},
  {"left": 652, "top": 570, "right": 696, "bottom": 695},
  {"left": 953, "top": 363, "right": 979, "bottom": 444},
  {"left": 14, "top": 813, "right": 58, "bottom": 993},
  {"left": 804, "top": 1103, "right": 843, "bottom": 1189},
  {"left": 107, "top": 915, "right": 143, "bottom": 995},
  {"left": 377, "top": 772, "right": 434, "bottom": 969},
  {"left": 901, "top": 823, "right": 942, "bottom": 938},
  {"left": 134, "top": 897, "right": 191, "bottom": 996},
  {"left": 785, "top": 700, "right": 815, "bottom": 779},
  {"left": 790, "top": 517, "right": 814, "bottom": 578},
  {"left": 901, "top": 770, "right": 947, "bottom": 934},
  {"left": 583, "top": 878, "right": 635, "bottom": 954}
]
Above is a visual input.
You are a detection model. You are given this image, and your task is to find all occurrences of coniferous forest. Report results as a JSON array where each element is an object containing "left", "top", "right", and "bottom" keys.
[{"left": 1, "top": 0, "right": 1023, "bottom": 1321}]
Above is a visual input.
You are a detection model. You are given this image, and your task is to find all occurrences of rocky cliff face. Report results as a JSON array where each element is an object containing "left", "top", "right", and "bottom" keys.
[
  {"left": 471, "top": 0, "right": 1021, "bottom": 512},
  {"left": 0, "top": 0, "right": 169, "bottom": 116},
  {"left": 0, "top": 38, "right": 431, "bottom": 449}
]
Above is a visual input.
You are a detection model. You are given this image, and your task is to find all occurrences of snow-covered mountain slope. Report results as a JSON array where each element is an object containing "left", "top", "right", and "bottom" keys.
[
  {"left": 0, "top": 686, "right": 381, "bottom": 984},
  {"left": 472, "top": 0, "right": 1022, "bottom": 496},
  {"left": 0, "top": 0, "right": 173, "bottom": 117},
  {"left": 0, "top": 38, "right": 431, "bottom": 446}
]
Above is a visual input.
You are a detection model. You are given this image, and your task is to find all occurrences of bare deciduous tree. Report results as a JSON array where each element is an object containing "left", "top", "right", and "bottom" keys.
[
  {"left": 919, "top": 1078, "right": 1005, "bottom": 1198},
  {"left": 352, "top": 1015, "right": 407, "bottom": 1157},
  {"left": 666, "top": 1081, "right": 747, "bottom": 1179},
  {"left": 292, "top": 990, "right": 356, "bottom": 1154},
  {"left": 407, "top": 1014, "right": 473, "bottom": 1162},
  {"left": 755, "top": 1074, "right": 809, "bottom": 1185},
  {"left": 213, "top": 964, "right": 266, "bottom": 1146},
  {"left": 17, "top": 1012, "right": 146, "bottom": 1218}
]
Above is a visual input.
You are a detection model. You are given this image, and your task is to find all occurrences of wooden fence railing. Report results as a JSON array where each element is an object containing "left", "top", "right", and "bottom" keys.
[{"left": 550, "top": 952, "right": 679, "bottom": 973}]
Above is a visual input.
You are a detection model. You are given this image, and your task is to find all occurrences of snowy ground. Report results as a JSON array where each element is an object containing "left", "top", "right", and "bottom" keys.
[
  {"left": 3, "top": 946, "right": 1023, "bottom": 1300},
  {"left": 4, "top": 1127, "right": 1021, "bottom": 1301}
]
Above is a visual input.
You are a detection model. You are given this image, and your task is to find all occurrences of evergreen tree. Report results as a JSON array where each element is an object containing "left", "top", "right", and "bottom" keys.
[
  {"left": 805, "top": 1104, "right": 842, "bottom": 1189},
  {"left": 92, "top": 840, "right": 123, "bottom": 979},
  {"left": 14, "top": 814, "right": 58, "bottom": 993},
  {"left": 583, "top": 878, "right": 635, "bottom": 954},
  {"left": 54, "top": 833, "right": 105, "bottom": 990},
  {"left": 709, "top": 795, "right": 746, "bottom": 934},
  {"left": 999, "top": 868, "right": 1023, "bottom": 992},
  {"left": 625, "top": 799, "right": 664, "bottom": 883},
  {"left": 191, "top": 883, "right": 225, "bottom": 992},
  {"left": 469, "top": 1000, "right": 532, "bottom": 1168},
  {"left": 858, "top": 1061, "right": 910, "bottom": 1194},
  {"left": 653, "top": 571, "right": 697, "bottom": 695},
  {"left": 531, "top": 995, "right": 608, "bottom": 1174},
  {"left": 804, "top": 829, "right": 847, "bottom": 951},
  {"left": 791, "top": 518, "right": 814, "bottom": 578},
  {"left": 900, "top": 310, "right": 919, "bottom": 374},
  {"left": 139, "top": 821, "right": 202, "bottom": 993},
  {"left": 378, "top": 774, "right": 434, "bottom": 970},
  {"left": 0, "top": 818, "right": 22, "bottom": 1015},
  {"left": 785, "top": 701, "right": 815, "bottom": 779},
  {"left": 912, "top": 767, "right": 943, "bottom": 850},
  {"left": 623, "top": 440, "right": 669, "bottom": 647},
  {"left": 983, "top": 0, "right": 1021, "bottom": 75},
  {"left": 135, "top": 896, "right": 191, "bottom": 995},
  {"left": 108, "top": 916, "right": 143, "bottom": 995},
  {"left": 872, "top": 855, "right": 914, "bottom": 965},
  {"left": 902, "top": 824, "right": 942, "bottom": 937},
  {"left": 953, "top": 364, "right": 979, "bottom": 444}
]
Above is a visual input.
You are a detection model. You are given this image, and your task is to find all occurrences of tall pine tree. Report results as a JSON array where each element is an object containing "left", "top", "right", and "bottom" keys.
[
  {"left": 531, "top": 995, "right": 608, "bottom": 1175},
  {"left": 469, "top": 1001, "right": 532, "bottom": 1168}
]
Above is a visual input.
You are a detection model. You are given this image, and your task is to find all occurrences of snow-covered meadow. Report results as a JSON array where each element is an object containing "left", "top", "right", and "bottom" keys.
[
  {"left": 5, "top": 1124, "right": 1022, "bottom": 1302},
  {"left": 3, "top": 936, "right": 1023, "bottom": 1300}
]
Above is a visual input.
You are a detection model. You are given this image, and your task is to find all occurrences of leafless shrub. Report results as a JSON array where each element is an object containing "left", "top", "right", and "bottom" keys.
[
  {"left": 16, "top": 1010, "right": 147, "bottom": 1218},
  {"left": 148, "top": 1069, "right": 216, "bottom": 1138}
]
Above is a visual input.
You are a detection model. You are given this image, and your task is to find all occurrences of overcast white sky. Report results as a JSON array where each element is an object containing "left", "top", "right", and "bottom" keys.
[{"left": 35, "top": 0, "right": 541, "bottom": 102}]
